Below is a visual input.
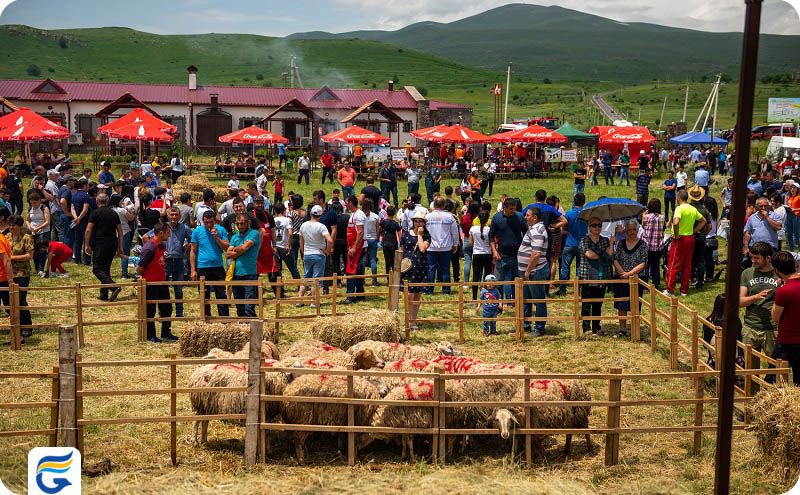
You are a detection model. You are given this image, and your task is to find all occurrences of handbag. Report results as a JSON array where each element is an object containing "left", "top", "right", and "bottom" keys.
[{"left": 705, "top": 237, "right": 719, "bottom": 250}]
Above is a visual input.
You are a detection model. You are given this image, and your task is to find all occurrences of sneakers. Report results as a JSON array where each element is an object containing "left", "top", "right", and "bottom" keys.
[
  {"left": 160, "top": 332, "right": 178, "bottom": 341},
  {"left": 147, "top": 336, "right": 162, "bottom": 344},
  {"left": 38, "top": 271, "right": 47, "bottom": 278},
  {"left": 680, "top": 293, "right": 688, "bottom": 297},
  {"left": 109, "top": 287, "right": 123, "bottom": 302},
  {"left": 532, "top": 328, "right": 545, "bottom": 337},
  {"left": 341, "top": 298, "right": 356, "bottom": 305},
  {"left": 662, "top": 289, "right": 673, "bottom": 297}
]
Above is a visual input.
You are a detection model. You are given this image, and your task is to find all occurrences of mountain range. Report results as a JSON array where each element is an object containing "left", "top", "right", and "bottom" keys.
[{"left": 289, "top": 3, "right": 800, "bottom": 82}]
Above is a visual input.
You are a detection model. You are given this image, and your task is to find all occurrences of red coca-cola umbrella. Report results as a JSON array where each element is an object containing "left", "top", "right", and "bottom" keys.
[
  {"left": 491, "top": 124, "right": 567, "bottom": 144},
  {"left": 591, "top": 126, "right": 655, "bottom": 145},
  {"left": 0, "top": 107, "right": 69, "bottom": 134},
  {"left": 97, "top": 108, "right": 177, "bottom": 135},
  {"left": 100, "top": 109, "right": 175, "bottom": 164},
  {"left": 218, "top": 126, "right": 289, "bottom": 144},
  {"left": 410, "top": 124, "right": 447, "bottom": 140},
  {"left": 423, "top": 124, "right": 492, "bottom": 144},
  {"left": 321, "top": 125, "right": 390, "bottom": 145}
]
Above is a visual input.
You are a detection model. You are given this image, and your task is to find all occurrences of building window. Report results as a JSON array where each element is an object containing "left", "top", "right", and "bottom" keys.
[
  {"left": 388, "top": 123, "right": 398, "bottom": 133},
  {"left": 403, "top": 121, "right": 412, "bottom": 132},
  {"left": 76, "top": 115, "right": 101, "bottom": 142},
  {"left": 162, "top": 116, "right": 186, "bottom": 142},
  {"left": 239, "top": 117, "right": 262, "bottom": 129}
]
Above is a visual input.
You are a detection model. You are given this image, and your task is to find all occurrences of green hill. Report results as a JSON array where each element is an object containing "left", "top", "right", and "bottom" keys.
[
  {"left": 0, "top": 24, "right": 491, "bottom": 90},
  {"left": 289, "top": 3, "right": 800, "bottom": 83}
]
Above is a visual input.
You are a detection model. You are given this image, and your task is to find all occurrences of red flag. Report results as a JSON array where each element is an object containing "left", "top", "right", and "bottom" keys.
[{"left": 489, "top": 84, "right": 503, "bottom": 96}]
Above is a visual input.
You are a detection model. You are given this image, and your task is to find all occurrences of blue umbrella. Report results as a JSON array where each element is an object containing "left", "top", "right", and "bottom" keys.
[
  {"left": 578, "top": 197, "right": 644, "bottom": 223},
  {"left": 669, "top": 131, "right": 728, "bottom": 146}
]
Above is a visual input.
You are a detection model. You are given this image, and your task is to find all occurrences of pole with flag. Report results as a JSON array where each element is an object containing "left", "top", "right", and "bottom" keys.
[{"left": 490, "top": 84, "right": 503, "bottom": 130}]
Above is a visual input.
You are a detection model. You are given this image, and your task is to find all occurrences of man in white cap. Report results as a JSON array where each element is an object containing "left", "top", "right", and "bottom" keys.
[
  {"left": 45, "top": 170, "right": 63, "bottom": 241},
  {"left": 298, "top": 204, "right": 332, "bottom": 306}
]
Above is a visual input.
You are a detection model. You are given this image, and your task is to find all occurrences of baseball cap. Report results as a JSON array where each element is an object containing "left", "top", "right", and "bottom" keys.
[
  {"left": 62, "top": 174, "right": 76, "bottom": 181},
  {"left": 310, "top": 205, "right": 323, "bottom": 216},
  {"left": 484, "top": 274, "right": 497, "bottom": 282}
]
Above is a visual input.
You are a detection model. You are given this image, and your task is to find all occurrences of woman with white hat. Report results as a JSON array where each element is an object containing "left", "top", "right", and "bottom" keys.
[{"left": 398, "top": 210, "right": 430, "bottom": 331}]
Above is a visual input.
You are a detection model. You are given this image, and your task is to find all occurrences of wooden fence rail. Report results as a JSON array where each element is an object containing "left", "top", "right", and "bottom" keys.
[{"left": 0, "top": 369, "right": 59, "bottom": 446}]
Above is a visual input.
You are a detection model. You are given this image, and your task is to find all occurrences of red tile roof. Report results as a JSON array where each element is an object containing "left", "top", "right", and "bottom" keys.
[{"left": 0, "top": 79, "right": 469, "bottom": 111}]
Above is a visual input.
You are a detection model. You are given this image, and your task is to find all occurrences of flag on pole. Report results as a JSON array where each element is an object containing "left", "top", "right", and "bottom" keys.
[{"left": 490, "top": 84, "right": 502, "bottom": 95}]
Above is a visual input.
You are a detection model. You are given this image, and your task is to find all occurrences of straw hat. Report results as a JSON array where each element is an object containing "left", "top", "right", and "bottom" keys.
[
  {"left": 687, "top": 184, "right": 706, "bottom": 201},
  {"left": 411, "top": 210, "right": 428, "bottom": 222}
]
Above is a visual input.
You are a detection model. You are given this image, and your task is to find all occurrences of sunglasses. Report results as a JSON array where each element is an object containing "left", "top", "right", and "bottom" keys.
[{"left": 589, "top": 223, "right": 602, "bottom": 228}]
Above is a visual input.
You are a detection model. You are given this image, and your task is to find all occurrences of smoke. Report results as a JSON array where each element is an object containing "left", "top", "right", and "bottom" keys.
[{"left": 266, "top": 37, "right": 354, "bottom": 90}]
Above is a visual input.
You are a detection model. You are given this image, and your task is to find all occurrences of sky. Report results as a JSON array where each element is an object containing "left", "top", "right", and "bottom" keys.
[{"left": 0, "top": 0, "right": 798, "bottom": 36}]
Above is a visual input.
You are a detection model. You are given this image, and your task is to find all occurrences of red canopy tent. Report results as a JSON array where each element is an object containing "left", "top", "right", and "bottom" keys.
[
  {"left": 0, "top": 107, "right": 70, "bottom": 162},
  {"left": 590, "top": 125, "right": 655, "bottom": 156},
  {"left": 490, "top": 125, "right": 567, "bottom": 144},
  {"left": 320, "top": 125, "right": 390, "bottom": 145},
  {"left": 99, "top": 109, "right": 175, "bottom": 164},
  {"left": 423, "top": 124, "right": 492, "bottom": 144}
]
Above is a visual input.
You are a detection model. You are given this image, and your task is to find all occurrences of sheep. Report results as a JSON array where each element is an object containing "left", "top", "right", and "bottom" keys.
[
  {"left": 492, "top": 379, "right": 594, "bottom": 456},
  {"left": 346, "top": 340, "right": 460, "bottom": 361},
  {"left": 431, "top": 355, "right": 484, "bottom": 373},
  {"left": 280, "top": 373, "right": 386, "bottom": 464},
  {"left": 359, "top": 380, "right": 437, "bottom": 462},
  {"left": 188, "top": 357, "right": 293, "bottom": 446},
  {"left": 284, "top": 339, "right": 385, "bottom": 370},
  {"left": 205, "top": 340, "right": 280, "bottom": 361}
]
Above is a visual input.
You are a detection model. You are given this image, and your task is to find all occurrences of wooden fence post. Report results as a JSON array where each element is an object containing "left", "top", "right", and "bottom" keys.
[
  {"left": 75, "top": 283, "right": 85, "bottom": 347},
  {"left": 9, "top": 283, "right": 21, "bottom": 351},
  {"left": 630, "top": 276, "right": 640, "bottom": 342},
  {"left": 457, "top": 283, "right": 465, "bottom": 344},
  {"left": 170, "top": 353, "right": 177, "bottom": 465},
  {"left": 693, "top": 375, "right": 704, "bottom": 455},
  {"left": 604, "top": 367, "right": 623, "bottom": 467},
  {"left": 258, "top": 373, "right": 267, "bottom": 461},
  {"left": 274, "top": 281, "right": 282, "bottom": 336},
  {"left": 388, "top": 251, "right": 402, "bottom": 311},
  {"left": 403, "top": 284, "right": 410, "bottom": 341},
  {"left": 438, "top": 376, "right": 447, "bottom": 463},
  {"left": 135, "top": 279, "right": 145, "bottom": 342},
  {"left": 777, "top": 360, "right": 790, "bottom": 387},
  {"left": 58, "top": 325, "right": 77, "bottom": 449},
  {"left": 257, "top": 279, "right": 264, "bottom": 320},
  {"left": 346, "top": 365, "right": 356, "bottom": 466},
  {"left": 515, "top": 277, "right": 524, "bottom": 341},
  {"left": 49, "top": 365, "right": 59, "bottom": 447},
  {"left": 244, "top": 321, "right": 264, "bottom": 467},
  {"left": 199, "top": 277, "right": 207, "bottom": 321},
  {"left": 714, "top": 326, "right": 723, "bottom": 396},
  {"left": 744, "top": 344, "right": 754, "bottom": 422},
  {"left": 690, "top": 311, "right": 699, "bottom": 372},
  {"left": 649, "top": 283, "right": 657, "bottom": 353},
  {"left": 76, "top": 354, "right": 84, "bottom": 454},
  {"left": 669, "top": 297, "right": 679, "bottom": 370},
  {"left": 524, "top": 367, "right": 532, "bottom": 466},
  {"left": 573, "top": 279, "right": 581, "bottom": 339},
  {"left": 331, "top": 273, "right": 338, "bottom": 316}
]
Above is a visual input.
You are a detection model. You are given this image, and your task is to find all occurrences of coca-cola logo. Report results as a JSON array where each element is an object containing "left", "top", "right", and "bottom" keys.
[
  {"left": 242, "top": 134, "right": 268, "bottom": 139},
  {"left": 611, "top": 133, "right": 643, "bottom": 139},
  {"left": 41, "top": 129, "right": 63, "bottom": 135},
  {"left": 347, "top": 133, "right": 376, "bottom": 139},
  {"left": 522, "top": 132, "right": 553, "bottom": 138}
]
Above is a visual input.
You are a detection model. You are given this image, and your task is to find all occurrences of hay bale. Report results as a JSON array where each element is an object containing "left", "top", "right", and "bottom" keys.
[
  {"left": 176, "top": 173, "right": 212, "bottom": 191},
  {"left": 748, "top": 386, "right": 800, "bottom": 481},
  {"left": 179, "top": 321, "right": 278, "bottom": 357},
  {"left": 309, "top": 309, "right": 401, "bottom": 349}
]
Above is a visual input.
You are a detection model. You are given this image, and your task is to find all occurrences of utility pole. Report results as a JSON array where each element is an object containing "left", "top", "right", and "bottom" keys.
[
  {"left": 682, "top": 79, "right": 689, "bottom": 122},
  {"left": 658, "top": 96, "right": 667, "bottom": 133},
  {"left": 503, "top": 62, "right": 512, "bottom": 125}
]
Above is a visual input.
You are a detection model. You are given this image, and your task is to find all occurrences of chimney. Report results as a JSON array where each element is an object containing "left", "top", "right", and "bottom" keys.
[
  {"left": 187, "top": 65, "right": 198, "bottom": 91},
  {"left": 387, "top": 80, "right": 394, "bottom": 92},
  {"left": 210, "top": 93, "right": 219, "bottom": 108}
]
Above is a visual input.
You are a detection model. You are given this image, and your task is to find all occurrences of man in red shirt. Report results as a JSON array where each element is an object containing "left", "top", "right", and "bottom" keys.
[
  {"left": 320, "top": 148, "right": 335, "bottom": 185},
  {"left": 337, "top": 161, "right": 357, "bottom": 199},
  {"left": 137, "top": 222, "right": 176, "bottom": 343},
  {"left": 771, "top": 251, "right": 800, "bottom": 385}
]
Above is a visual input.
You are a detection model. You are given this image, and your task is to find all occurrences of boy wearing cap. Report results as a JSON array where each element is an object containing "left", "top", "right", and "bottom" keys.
[{"left": 480, "top": 274, "right": 501, "bottom": 336}]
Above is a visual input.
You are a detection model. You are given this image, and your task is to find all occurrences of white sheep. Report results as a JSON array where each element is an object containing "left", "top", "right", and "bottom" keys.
[
  {"left": 280, "top": 373, "right": 387, "bottom": 464},
  {"left": 360, "top": 380, "right": 437, "bottom": 462},
  {"left": 284, "top": 338, "right": 385, "bottom": 369},
  {"left": 346, "top": 340, "right": 460, "bottom": 361},
  {"left": 188, "top": 358, "right": 292, "bottom": 446}
]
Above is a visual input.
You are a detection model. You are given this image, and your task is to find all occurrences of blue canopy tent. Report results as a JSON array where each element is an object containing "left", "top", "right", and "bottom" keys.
[{"left": 669, "top": 131, "right": 728, "bottom": 146}]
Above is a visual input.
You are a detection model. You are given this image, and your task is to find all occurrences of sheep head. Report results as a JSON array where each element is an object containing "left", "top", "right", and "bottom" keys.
[
  {"left": 263, "top": 341, "right": 280, "bottom": 361},
  {"left": 493, "top": 408, "right": 519, "bottom": 440},
  {"left": 352, "top": 349, "right": 385, "bottom": 370},
  {"left": 366, "top": 377, "right": 389, "bottom": 397},
  {"left": 435, "top": 341, "right": 460, "bottom": 356}
]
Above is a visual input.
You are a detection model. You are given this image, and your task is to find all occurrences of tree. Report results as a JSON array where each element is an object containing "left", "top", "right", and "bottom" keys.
[
  {"left": 59, "top": 36, "right": 68, "bottom": 49},
  {"left": 720, "top": 73, "right": 732, "bottom": 83},
  {"left": 543, "top": 78, "right": 552, "bottom": 84},
  {"left": 417, "top": 87, "right": 428, "bottom": 97},
  {"left": 26, "top": 64, "right": 41, "bottom": 77},
  {"left": 392, "top": 73, "right": 400, "bottom": 84},
  {"left": 255, "top": 73, "right": 264, "bottom": 80}
]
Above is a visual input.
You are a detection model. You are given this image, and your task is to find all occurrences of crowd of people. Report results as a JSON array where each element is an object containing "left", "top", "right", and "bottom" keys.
[{"left": 0, "top": 145, "right": 798, "bottom": 385}]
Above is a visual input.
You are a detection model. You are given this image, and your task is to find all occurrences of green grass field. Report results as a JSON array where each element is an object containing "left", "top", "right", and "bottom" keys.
[{"left": 0, "top": 168, "right": 792, "bottom": 494}]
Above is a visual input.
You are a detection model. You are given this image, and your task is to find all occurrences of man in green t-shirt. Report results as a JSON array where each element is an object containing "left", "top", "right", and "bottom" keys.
[
  {"left": 665, "top": 190, "right": 706, "bottom": 296},
  {"left": 739, "top": 241, "right": 780, "bottom": 356}
]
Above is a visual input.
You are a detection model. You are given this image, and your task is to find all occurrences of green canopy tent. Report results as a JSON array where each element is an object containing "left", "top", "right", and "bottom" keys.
[{"left": 555, "top": 122, "right": 598, "bottom": 143}]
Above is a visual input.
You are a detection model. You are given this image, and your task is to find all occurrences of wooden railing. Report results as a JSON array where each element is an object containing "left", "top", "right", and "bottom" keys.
[{"left": 0, "top": 369, "right": 59, "bottom": 446}]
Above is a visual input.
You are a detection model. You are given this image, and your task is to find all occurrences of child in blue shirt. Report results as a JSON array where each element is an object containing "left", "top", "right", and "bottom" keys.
[{"left": 480, "top": 274, "right": 502, "bottom": 336}]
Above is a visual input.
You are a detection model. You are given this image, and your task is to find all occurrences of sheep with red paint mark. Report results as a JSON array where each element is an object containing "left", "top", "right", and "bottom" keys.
[
  {"left": 279, "top": 373, "right": 387, "bottom": 464},
  {"left": 346, "top": 340, "right": 460, "bottom": 361},
  {"left": 359, "top": 380, "right": 437, "bottom": 462},
  {"left": 284, "top": 338, "right": 385, "bottom": 370},
  {"left": 188, "top": 357, "right": 292, "bottom": 446}
]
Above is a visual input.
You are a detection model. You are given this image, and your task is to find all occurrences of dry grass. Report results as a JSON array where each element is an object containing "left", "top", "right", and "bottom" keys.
[
  {"left": 748, "top": 386, "right": 800, "bottom": 482},
  {"left": 0, "top": 172, "right": 791, "bottom": 494},
  {"left": 308, "top": 309, "right": 402, "bottom": 349}
]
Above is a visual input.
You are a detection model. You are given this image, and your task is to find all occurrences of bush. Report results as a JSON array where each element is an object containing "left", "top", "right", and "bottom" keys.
[
  {"left": 543, "top": 78, "right": 552, "bottom": 84},
  {"left": 26, "top": 64, "right": 41, "bottom": 77},
  {"left": 255, "top": 73, "right": 264, "bottom": 80},
  {"left": 58, "top": 36, "right": 68, "bottom": 49},
  {"left": 418, "top": 87, "right": 428, "bottom": 97}
]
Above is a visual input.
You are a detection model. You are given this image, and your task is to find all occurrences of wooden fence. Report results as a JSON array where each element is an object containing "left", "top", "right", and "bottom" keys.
[
  {"left": 36, "top": 323, "right": 790, "bottom": 469},
  {"left": 0, "top": 368, "right": 59, "bottom": 446}
]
